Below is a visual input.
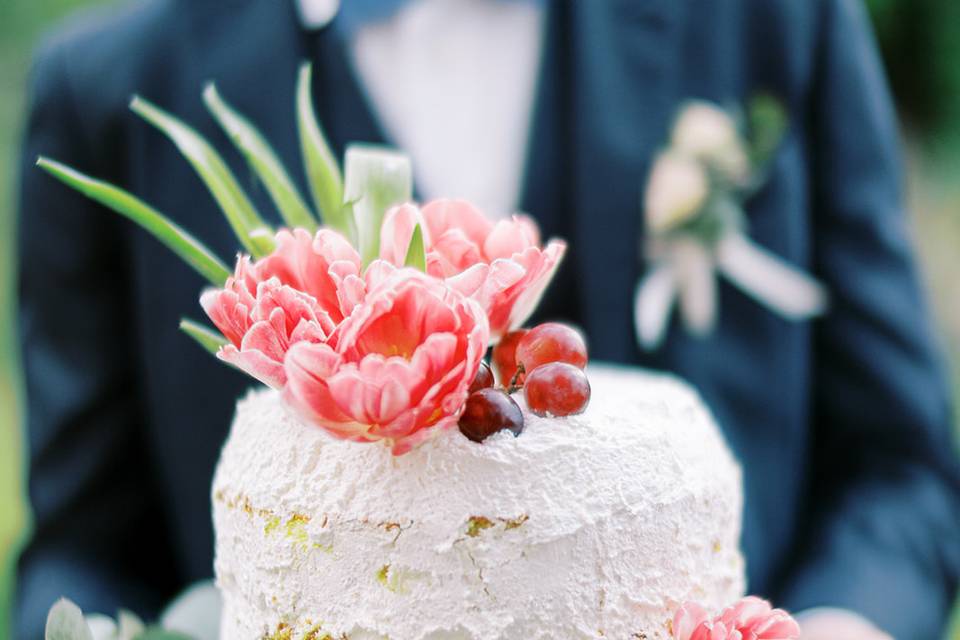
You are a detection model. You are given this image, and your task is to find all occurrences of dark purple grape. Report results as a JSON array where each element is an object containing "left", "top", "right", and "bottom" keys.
[{"left": 458, "top": 388, "right": 524, "bottom": 443}]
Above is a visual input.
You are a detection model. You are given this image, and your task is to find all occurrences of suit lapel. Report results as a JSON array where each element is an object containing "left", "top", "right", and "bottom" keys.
[
  {"left": 173, "top": 0, "right": 388, "bottom": 237},
  {"left": 567, "top": 0, "right": 685, "bottom": 363},
  {"left": 305, "top": 13, "right": 392, "bottom": 161}
]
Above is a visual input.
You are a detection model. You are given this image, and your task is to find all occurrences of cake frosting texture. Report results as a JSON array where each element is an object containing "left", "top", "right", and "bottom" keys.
[{"left": 212, "top": 364, "right": 745, "bottom": 639}]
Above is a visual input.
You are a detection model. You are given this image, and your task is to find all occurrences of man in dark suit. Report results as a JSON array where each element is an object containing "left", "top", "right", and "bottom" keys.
[{"left": 15, "top": 0, "right": 960, "bottom": 638}]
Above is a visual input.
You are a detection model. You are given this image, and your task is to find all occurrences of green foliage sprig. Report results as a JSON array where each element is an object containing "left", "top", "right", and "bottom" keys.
[{"left": 37, "top": 62, "right": 416, "bottom": 358}]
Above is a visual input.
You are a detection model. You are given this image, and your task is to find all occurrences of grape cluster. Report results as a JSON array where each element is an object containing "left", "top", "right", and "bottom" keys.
[{"left": 458, "top": 323, "right": 591, "bottom": 443}]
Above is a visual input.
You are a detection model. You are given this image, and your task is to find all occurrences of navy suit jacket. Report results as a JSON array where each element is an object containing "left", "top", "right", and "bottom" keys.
[{"left": 15, "top": 1, "right": 960, "bottom": 638}]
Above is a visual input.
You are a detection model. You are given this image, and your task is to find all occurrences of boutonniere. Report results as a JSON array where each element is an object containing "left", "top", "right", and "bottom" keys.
[{"left": 634, "top": 96, "right": 829, "bottom": 350}]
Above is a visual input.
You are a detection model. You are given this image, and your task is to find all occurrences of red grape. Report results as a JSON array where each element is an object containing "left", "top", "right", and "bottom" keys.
[
  {"left": 458, "top": 388, "right": 525, "bottom": 442},
  {"left": 468, "top": 361, "right": 494, "bottom": 394},
  {"left": 516, "top": 323, "right": 588, "bottom": 375},
  {"left": 524, "top": 362, "right": 591, "bottom": 417},
  {"left": 492, "top": 330, "right": 527, "bottom": 386}
]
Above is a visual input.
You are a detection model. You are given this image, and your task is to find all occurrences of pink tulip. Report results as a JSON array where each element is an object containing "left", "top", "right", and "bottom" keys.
[
  {"left": 254, "top": 228, "right": 363, "bottom": 323},
  {"left": 379, "top": 199, "right": 566, "bottom": 340},
  {"left": 201, "top": 228, "right": 362, "bottom": 388},
  {"left": 673, "top": 597, "right": 800, "bottom": 640},
  {"left": 283, "top": 268, "right": 489, "bottom": 455}
]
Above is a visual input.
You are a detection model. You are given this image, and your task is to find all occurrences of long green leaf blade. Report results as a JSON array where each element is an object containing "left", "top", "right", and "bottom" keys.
[
  {"left": 296, "top": 63, "right": 348, "bottom": 235},
  {"left": 37, "top": 157, "right": 232, "bottom": 285},
  {"left": 179, "top": 318, "right": 228, "bottom": 356},
  {"left": 404, "top": 223, "right": 426, "bottom": 271},
  {"left": 248, "top": 227, "right": 278, "bottom": 256},
  {"left": 130, "top": 95, "right": 271, "bottom": 256},
  {"left": 203, "top": 84, "right": 318, "bottom": 231},
  {"left": 344, "top": 144, "right": 413, "bottom": 266}
]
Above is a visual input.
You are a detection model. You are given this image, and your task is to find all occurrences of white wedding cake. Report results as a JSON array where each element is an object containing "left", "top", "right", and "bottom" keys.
[
  {"left": 212, "top": 364, "right": 745, "bottom": 640},
  {"left": 40, "top": 75, "right": 805, "bottom": 640}
]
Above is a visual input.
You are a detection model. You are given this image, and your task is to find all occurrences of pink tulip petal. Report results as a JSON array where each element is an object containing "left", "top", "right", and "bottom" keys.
[
  {"left": 445, "top": 263, "right": 489, "bottom": 298},
  {"left": 281, "top": 270, "right": 488, "bottom": 455},
  {"left": 255, "top": 228, "right": 361, "bottom": 323},
  {"left": 431, "top": 229, "right": 486, "bottom": 276},
  {"left": 290, "top": 318, "right": 329, "bottom": 345},
  {"left": 752, "top": 611, "right": 800, "bottom": 640},
  {"left": 201, "top": 287, "right": 252, "bottom": 347},
  {"left": 240, "top": 320, "right": 287, "bottom": 362},
  {"left": 483, "top": 216, "right": 540, "bottom": 261},
  {"left": 421, "top": 199, "right": 493, "bottom": 248},
  {"left": 283, "top": 343, "right": 355, "bottom": 425},
  {"left": 674, "top": 601, "right": 710, "bottom": 640},
  {"left": 502, "top": 240, "right": 567, "bottom": 333},
  {"left": 364, "top": 259, "right": 399, "bottom": 292},
  {"left": 380, "top": 203, "right": 424, "bottom": 265},
  {"left": 675, "top": 598, "right": 799, "bottom": 640},
  {"left": 218, "top": 344, "right": 286, "bottom": 389},
  {"left": 377, "top": 377, "right": 413, "bottom": 425},
  {"left": 325, "top": 367, "right": 375, "bottom": 424}
]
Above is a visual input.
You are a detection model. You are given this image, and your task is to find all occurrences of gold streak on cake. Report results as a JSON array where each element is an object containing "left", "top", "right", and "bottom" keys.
[
  {"left": 265, "top": 622, "right": 292, "bottom": 640},
  {"left": 465, "top": 516, "right": 494, "bottom": 537},
  {"left": 500, "top": 514, "right": 529, "bottom": 530}
]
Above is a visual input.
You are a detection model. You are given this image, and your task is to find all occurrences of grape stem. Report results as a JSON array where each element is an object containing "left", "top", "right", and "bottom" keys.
[{"left": 506, "top": 363, "right": 526, "bottom": 394}]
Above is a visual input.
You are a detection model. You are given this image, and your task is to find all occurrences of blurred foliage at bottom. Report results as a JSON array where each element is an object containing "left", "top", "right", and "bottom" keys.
[{"left": 0, "top": 0, "right": 959, "bottom": 638}]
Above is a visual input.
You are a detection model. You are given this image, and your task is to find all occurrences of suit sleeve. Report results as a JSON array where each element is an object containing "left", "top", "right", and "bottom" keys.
[
  {"left": 778, "top": 1, "right": 960, "bottom": 638},
  {"left": 15, "top": 39, "right": 178, "bottom": 639}
]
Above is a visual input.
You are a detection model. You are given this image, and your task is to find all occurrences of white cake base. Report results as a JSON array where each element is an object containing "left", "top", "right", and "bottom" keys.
[{"left": 212, "top": 364, "right": 745, "bottom": 639}]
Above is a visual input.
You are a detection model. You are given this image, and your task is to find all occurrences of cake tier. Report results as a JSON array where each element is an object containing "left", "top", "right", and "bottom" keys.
[{"left": 212, "top": 365, "right": 745, "bottom": 639}]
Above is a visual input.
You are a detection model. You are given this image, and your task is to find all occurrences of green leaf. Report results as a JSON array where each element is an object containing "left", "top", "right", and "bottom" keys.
[
  {"left": 130, "top": 95, "right": 272, "bottom": 257},
  {"left": 747, "top": 94, "right": 787, "bottom": 168},
  {"left": 203, "top": 84, "right": 318, "bottom": 231},
  {"left": 37, "top": 157, "right": 232, "bottom": 285},
  {"left": 179, "top": 319, "right": 228, "bottom": 356},
  {"left": 403, "top": 223, "right": 426, "bottom": 271},
  {"left": 248, "top": 226, "right": 278, "bottom": 256},
  {"left": 45, "top": 599, "right": 94, "bottom": 640},
  {"left": 296, "top": 63, "right": 348, "bottom": 236},
  {"left": 343, "top": 144, "right": 413, "bottom": 266}
]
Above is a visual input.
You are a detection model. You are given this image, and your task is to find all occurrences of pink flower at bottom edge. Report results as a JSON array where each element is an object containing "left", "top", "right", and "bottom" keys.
[
  {"left": 673, "top": 601, "right": 711, "bottom": 640},
  {"left": 283, "top": 268, "right": 490, "bottom": 455},
  {"left": 673, "top": 597, "right": 800, "bottom": 640},
  {"left": 717, "top": 597, "right": 801, "bottom": 640}
]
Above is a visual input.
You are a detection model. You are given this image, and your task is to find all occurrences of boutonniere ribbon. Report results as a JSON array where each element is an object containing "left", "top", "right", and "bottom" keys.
[{"left": 634, "top": 97, "right": 829, "bottom": 350}]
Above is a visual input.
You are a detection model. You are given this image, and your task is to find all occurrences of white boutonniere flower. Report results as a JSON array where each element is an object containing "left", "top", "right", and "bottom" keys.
[{"left": 635, "top": 97, "right": 829, "bottom": 350}]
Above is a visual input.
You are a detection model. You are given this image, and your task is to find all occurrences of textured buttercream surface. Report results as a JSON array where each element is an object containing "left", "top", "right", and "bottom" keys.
[{"left": 213, "top": 364, "right": 745, "bottom": 639}]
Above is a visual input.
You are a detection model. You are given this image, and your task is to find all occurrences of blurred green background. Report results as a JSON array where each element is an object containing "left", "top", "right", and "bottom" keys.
[{"left": 1, "top": 0, "right": 958, "bottom": 638}]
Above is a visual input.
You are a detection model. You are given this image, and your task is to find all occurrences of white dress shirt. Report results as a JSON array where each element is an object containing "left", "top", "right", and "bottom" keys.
[{"left": 297, "top": 0, "right": 545, "bottom": 218}]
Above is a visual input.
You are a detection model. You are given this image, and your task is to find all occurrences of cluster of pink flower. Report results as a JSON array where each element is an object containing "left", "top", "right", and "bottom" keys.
[
  {"left": 672, "top": 597, "right": 801, "bottom": 640},
  {"left": 201, "top": 199, "right": 565, "bottom": 454}
]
